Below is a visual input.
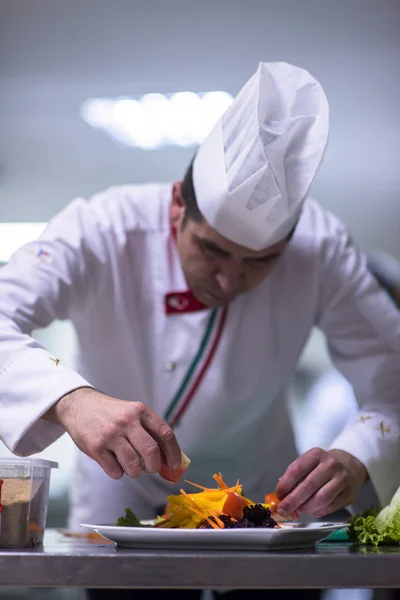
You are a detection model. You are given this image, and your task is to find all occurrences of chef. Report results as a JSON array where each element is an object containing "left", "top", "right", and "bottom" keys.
[{"left": 0, "top": 61, "right": 400, "bottom": 595}]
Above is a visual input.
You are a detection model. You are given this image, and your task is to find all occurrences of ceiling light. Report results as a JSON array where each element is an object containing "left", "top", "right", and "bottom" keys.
[{"left": 80, "top": 91, "right": 233, "bottom": 150}]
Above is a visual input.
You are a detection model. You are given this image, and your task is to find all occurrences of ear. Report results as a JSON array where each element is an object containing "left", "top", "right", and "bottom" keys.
[{"left": 170, "top": 181, "right": 185, "bottom": 227}]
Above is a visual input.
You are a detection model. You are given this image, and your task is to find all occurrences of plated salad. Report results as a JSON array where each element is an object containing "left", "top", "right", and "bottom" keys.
[{"left": 117, "top": 473, "right": 297, "bottom": 530}]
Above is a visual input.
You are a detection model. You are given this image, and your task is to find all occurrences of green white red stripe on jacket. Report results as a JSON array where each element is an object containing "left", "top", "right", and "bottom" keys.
[{"left": 163, "top": 307, "right": 228, "bottom": 428}]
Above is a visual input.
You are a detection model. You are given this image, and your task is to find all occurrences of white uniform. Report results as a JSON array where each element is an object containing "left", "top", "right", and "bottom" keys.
[{"left": 0, "top": 184, "right": 399, "bottom": 527}]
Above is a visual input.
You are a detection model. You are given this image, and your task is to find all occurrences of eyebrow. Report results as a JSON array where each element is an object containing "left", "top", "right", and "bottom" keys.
[
  {"left": 244, "top": 252, "right": 281, "bottom": 263},
  {"left": 197, "top": 237, "right": 282, "bottom": 263}
]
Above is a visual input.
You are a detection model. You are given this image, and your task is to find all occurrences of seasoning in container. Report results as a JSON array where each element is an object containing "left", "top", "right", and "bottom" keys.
[
  {"left": 0, "top": 478, "right": 45, "bottom": 547},
  {"left": 0, "top": 459, "right": 58, "bottom": 548}
]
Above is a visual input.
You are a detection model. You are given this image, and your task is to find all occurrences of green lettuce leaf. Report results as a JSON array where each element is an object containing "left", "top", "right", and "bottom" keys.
[
  {"left": 116, "top": 508, "right": 145, "bottom": 527},
  {"left": 374, "top": 487, "right": 400, "bottom": 542},
  {"left": 349, "top": 487, "right": 400, "bottom": 546}
]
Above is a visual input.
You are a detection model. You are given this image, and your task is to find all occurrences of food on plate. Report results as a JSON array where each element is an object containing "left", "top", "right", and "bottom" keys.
[
  {"left": 116, "top": 508, "right": 152, "bottom": 528},
  {"left": 159, "top": 451, "right": 191, "bottom": 483},
  {"left": 199, "top": 503, "right": 278, "bottom": 529},
  {"left": 349, "top": 484, "right": 400, "bottom": 546},
  {"left": 264, "top": 493, "right": 280, "bottom": 514},
  {"left": 116, "top": 473, "right": 297, "bottom": 530}
]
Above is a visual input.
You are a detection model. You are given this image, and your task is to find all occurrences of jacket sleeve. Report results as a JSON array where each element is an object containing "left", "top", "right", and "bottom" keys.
[
  {"left": 317, "top": 227, "right": 400, "bottom": 507},
  {"left": 0, "top": 197, "right": 109, "bottom": 456}
]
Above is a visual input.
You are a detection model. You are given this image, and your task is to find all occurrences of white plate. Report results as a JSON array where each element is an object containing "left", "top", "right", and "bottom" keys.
[{"left": 80, "top": 521, "right": 348, "bottom": 551}]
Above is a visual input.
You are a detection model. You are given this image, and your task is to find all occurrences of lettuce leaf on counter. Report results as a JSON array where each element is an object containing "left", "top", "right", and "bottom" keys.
[{"left": 349, "top": 487, "right": 400, "bottom": 546}]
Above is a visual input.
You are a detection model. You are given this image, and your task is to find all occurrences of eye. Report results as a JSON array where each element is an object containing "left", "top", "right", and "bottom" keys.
[
  {"left": 201, "top": 246, "right": 217, "bottom": 258},
  {"left": 249, "top": 262, "right": 267, "bottom": 270},
  {"left": 246, "top": 258, "right": 274, "bottom": 270},
  {"left": 200, "top": 243, "right": 223, "bottom": 259}
]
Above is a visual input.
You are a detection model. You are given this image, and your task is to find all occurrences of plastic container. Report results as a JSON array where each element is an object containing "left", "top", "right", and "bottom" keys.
[{"left": 0, "top": 458, "right": 58, "bottom": 548}]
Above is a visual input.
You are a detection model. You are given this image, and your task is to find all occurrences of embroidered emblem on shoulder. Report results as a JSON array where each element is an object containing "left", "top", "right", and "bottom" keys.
[
  {"left": 360, "top": 416, "right": 372, "bottom": 423},
  {"left": 375, "top": 421, "right": 390, "bottom": 437},
  {"left": 24, "top": 244, "right": 53, "bottom": 265}
]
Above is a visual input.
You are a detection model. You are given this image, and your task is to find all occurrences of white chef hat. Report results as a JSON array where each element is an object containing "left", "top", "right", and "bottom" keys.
[{"left": 193, "top": 62, "right": 329, "bottom": 250}]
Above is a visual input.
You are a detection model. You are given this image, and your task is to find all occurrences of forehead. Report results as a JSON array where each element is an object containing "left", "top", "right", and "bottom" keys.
[{"left": 188, "top": 218, "right": 288, "bottom": 258}]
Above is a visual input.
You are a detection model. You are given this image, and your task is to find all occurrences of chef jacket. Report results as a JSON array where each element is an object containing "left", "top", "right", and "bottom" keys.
[{"left": 0, "top": 183, "right": 399, "bottom": 527}]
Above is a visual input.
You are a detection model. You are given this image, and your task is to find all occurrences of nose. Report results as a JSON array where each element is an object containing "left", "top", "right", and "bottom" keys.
[{"left": 215, "top": 267, "right": 244, "bottom": 296}]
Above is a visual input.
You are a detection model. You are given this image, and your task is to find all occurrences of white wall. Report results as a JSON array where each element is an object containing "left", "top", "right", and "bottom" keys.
[{"left": 0, "top": 0, "right": 399, "bottom": 255}]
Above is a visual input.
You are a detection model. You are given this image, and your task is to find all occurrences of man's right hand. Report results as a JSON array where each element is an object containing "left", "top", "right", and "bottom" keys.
[{"left": 43, "top": 387, "right": 182, "bottom": 480}]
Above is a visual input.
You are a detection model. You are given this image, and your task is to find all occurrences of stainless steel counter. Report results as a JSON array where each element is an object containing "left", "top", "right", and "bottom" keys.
[{"left": 0, "top": 530, "right": 399, "bottom": 589}]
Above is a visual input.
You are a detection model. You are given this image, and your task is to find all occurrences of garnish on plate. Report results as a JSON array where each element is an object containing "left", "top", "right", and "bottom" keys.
[
  {"left": 116, "top": 508, "right": 152, "bottom": 528},
  {"left": 116, "top": 473, "right": 296, "bottom": 529}
]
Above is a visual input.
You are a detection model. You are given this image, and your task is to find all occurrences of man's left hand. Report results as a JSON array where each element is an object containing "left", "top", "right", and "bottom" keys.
[{"left": 274, "top": 448, "right": 368, "bottom": 518}]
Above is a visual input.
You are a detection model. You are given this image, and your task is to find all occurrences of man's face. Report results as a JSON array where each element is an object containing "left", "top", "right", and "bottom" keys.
[{"left": 170, "top": 183, "right": 291, "bottom": 307}]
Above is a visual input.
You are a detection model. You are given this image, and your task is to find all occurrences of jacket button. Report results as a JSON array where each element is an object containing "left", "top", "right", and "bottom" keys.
[{"left": 165, "top": 362, "right": 176, "bottom": 372}]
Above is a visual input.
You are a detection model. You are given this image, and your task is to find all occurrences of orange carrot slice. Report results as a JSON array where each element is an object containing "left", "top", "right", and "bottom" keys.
[
  {"left": 222, "top": 491, "right": 248, "bottom": 519},
  {"left": 213, "top": 473, "right": 229, "bottom": 489},
  {"left": 159, "top": 451, "right": 191, "bottom": 483}
]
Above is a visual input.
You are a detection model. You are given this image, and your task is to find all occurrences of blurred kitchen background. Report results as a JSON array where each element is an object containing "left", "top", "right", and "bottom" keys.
[{"left": 0, "top": 0, "right": 399, "bottom": 598}]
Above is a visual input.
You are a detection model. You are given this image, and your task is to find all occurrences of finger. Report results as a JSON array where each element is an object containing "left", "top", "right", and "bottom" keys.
[
  {"left": 296, "top": 477, "right": 346, "bottom": 516},
  {"left": 97, "top": 448, "right": 124, "bottom": 480},
  {"left": 126, "top": 427, "right": 162, "bottom": 474},
  {"left": 140, "top": 406, "right": 181, "bottom": 470},
  {"left": 315, "top": 489, "right": 348, "bottom": 518},
  {"left": 111, "top": 437, "right": 147, "bottom": 478},
  {"left": 275, "top": 448, "right": 323, "bottom": 501},
  {"left": 277, "top": 463, "right": 333, "bottom": 516}
]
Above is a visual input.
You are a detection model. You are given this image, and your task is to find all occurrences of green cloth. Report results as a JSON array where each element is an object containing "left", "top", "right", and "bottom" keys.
[{"left": 323, "top": 528, "right": 350, "bottom": 542}]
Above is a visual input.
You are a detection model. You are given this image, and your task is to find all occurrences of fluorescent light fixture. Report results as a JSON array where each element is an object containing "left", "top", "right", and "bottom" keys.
[
  {"left": 80, "top": 91, "right": 233, "bottom": 150},
  {"left": 0, "top": 223, "right": 47, "bottom": 263}
]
